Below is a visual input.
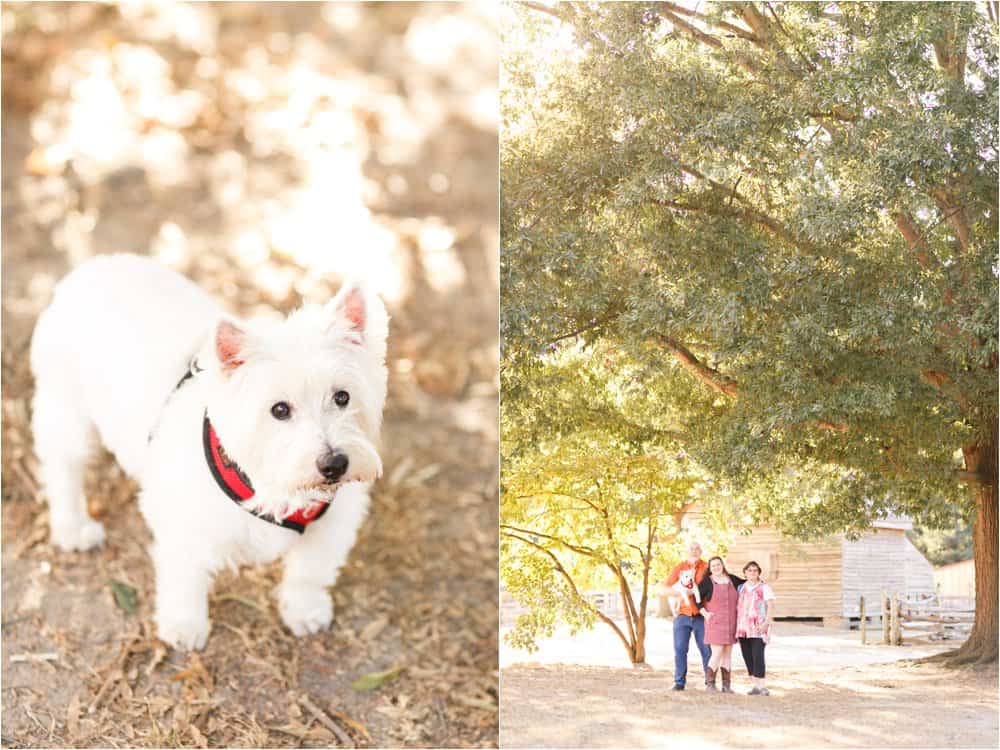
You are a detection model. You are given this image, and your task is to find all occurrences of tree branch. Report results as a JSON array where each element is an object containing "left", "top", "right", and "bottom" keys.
[
  {"left": 932, "top": 188, "right": 972, "bottom": 253},
  {"left": 921, "top": 369, "right": 972, "bottom": 412},
  {"left": 501, "top": 524, "right": 600, "bottom": 558},
  {"left": 677, "top": 164, "right": 808, "bottom": 248},
  {"left": 639, "top": 520, "right": 655, "bottom": 626},
  {"left": 658, "top": 2, "right": 760, "bottom": 44},
  {"left": 957, "top": 469, "right": 992, "bottom": 485},
  {"left": 932, "top": 6, "right": 971, "bottom": 84},
  {"left": 518, "top": 1, "right": 563, "bottom": 22},
  {"left": 503, "top": 531, "right": 634, "bottom": 652},
  {"left": 544, "top": 311, "right": 621, "bottom": 345},
  {"left": 894, "top": 210, "right": 939, "bottom": 270},
  {"left": 654, "top": 334, "right": 740, "bottom": 398},
  {"left": 617, "top": 568, "right": 638, "bottom": 646}
]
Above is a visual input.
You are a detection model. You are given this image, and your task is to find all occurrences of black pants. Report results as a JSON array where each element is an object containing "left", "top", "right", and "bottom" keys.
[{"left": 739, "top": 637, "right": 766, "bottom": 678}]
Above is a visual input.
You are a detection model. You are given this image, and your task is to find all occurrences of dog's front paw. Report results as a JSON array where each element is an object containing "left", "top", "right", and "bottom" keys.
[
  {"left": 156, "top": 613, "right": 211, "bottom": 651},
  {"left": 278, "top": 585, "right": 333, "bottom": 636},
  {"left": 50, "top": 518, "right": 106, "bottom": 552}
]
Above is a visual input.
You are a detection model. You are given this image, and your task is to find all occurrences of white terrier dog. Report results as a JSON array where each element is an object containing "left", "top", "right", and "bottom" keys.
[
  {"left": 30, "top": 254, "right": 388, "bottom": 649},
  {"left": 669, "top": 569, "right": 701, "bottom": 616}
]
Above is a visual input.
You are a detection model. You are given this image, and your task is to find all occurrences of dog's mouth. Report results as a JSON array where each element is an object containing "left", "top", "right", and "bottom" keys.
[{"left": 295, "top": 482, "right": 349, "bottom": 505}]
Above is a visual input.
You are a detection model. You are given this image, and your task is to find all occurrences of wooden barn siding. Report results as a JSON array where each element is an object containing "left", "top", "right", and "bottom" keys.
[
  {"left": 840, "top": 530, "right": 935, "bottom": 617},
  {"left": 723, "top": 527, "right": 842, "bottom": 619},
  {"left": 934, "top": 559, "right": 975, "bottom": 598},
  {"left": 902, "top": 537, "right": 937, "bottom": 598}
]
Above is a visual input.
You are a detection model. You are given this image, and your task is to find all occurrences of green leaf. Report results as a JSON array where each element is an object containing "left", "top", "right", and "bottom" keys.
[
  {"left": 108, "top": 580, "right": 137, "bottom": 615},
  {"left": 351, "top": 665, "right": 404, "bottom": 691}
]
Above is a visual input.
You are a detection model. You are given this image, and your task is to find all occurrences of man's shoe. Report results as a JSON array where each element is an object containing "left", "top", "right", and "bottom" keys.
[
  {"left": 748, "top": 687, "right": 760, "bottom": 695},
  {"left": 758, "top": 687, "right": 770, "bottom": 696},
  {"left": 672, "top": 683, "right": 685, "bottom": 691}
]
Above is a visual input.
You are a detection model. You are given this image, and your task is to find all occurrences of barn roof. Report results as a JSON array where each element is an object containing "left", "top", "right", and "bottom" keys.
[{"left": 871, "top": 513, "right": 913, "bottom": 530}]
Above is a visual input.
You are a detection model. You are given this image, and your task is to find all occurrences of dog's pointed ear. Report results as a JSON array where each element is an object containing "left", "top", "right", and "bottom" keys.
[
  {"left": 215, "top": 319, "right": 246, "bottom": 373},
  {"left": 325, "top": 280, "right": 367, "bottom": 342}
]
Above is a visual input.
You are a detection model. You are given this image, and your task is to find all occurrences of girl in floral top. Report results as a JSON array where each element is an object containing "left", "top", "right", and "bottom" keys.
[{"left": 736, "top": 560, "right": 776, "bottom": 696}]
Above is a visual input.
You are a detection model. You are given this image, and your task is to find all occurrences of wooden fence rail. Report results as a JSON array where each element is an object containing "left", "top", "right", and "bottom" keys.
[{"left": 861, "top": 593, "right": 975, "bottom": 645}]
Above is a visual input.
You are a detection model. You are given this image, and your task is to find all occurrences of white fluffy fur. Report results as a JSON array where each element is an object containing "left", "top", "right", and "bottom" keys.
[
  {"left": 30, "top": 254, "right": 388, "bottom": 649},
  {"left": 669, "top": 569, "right": 701, "bottom": 616}
]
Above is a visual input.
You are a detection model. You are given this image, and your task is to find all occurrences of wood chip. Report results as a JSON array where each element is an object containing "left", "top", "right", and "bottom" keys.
[
  {"left": 66, "top": 691, "right": 81, "bottom": 738},
  {"left": 360, "top": 615, "right": 388, "bottom": 642},
  {"left": 188, "top": 723, "right": 209, "bottom": 748}
]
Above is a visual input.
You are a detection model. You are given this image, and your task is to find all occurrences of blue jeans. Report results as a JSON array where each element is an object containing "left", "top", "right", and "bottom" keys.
[{"left": 673, "top": 614, "right": 710, "bottom": 687}]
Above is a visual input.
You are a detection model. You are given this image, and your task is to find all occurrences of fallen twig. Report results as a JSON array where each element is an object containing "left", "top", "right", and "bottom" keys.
[
  {"left": 298, "top": 694, "right": 354, "bottom": 748},
  {"left": 9, "top": 652, "right": 59, "bottom": 663},
  {"left": 327, "top": 706, "right": 372, "bottom": 744},
  {"left": 210, "top": 593, "right": 266, "bottom": 613},
  {"left": 12, "top": 457, "right": 41, "bottom": 500}
]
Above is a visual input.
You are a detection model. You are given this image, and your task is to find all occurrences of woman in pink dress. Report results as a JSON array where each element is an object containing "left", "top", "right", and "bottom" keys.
[{"left": 698, "top": 556, "right": 744, "bottom": 693}]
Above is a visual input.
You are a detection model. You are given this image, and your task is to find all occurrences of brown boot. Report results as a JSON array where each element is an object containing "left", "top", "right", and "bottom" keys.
[
  {"left": 705, "top": 666, "right": 717, "bottom": 691},
  {"left": 720, "top": 668, "right": 732, "bottom": 693}
]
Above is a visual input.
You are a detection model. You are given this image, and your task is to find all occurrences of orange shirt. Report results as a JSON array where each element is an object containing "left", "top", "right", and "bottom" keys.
[{"left": 665, "top": 559, "right": 708, "bottom": 617}]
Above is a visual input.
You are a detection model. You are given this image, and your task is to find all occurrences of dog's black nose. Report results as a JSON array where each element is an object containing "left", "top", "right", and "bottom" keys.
[{"left": 317, "top": 452, "right": 349, "bottom": 482}]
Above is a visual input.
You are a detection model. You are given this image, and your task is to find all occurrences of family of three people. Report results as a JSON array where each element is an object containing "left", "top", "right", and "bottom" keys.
[{"left": 665, "top": 542, "right": 775, "bottom": 695}]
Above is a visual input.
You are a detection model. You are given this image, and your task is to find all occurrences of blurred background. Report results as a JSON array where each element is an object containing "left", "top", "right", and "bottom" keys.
[{"left": 1, "top": 2, "right": 498, "bottom": 747}]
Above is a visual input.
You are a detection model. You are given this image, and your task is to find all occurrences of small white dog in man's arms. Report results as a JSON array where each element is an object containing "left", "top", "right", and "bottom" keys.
[
  {"left": 30, "top": 254, "right": 388, "bottom": 650},
  {"left": 669, "top": 568, "right": 701, "bottom": 616}
]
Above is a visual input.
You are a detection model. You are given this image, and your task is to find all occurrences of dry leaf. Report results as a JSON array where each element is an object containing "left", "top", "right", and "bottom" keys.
[
  {"left": 351, "top": 665, "right": 404, "bottom": 691},
  {"left": 108, "top": 581, "right": 138, "bottom": 614}
]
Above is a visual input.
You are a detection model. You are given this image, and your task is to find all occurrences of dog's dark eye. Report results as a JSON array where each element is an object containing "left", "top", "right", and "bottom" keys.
[
  {"left": 333, "top": 390, "right": 350, "bottom": 408},
  {"left": 270, "top": 402, "right": 292, "bottom": 420}
]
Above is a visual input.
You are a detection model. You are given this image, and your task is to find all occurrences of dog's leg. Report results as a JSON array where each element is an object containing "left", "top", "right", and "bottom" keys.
[
  {"left": 32, "top": 381, "right": 105, "bottom": 551},
  {"left": 150, "top": 538, "right": 214, "bottom": 650},
  {"left": 277, "top": 482, "right": 370, "bottom": 636}
]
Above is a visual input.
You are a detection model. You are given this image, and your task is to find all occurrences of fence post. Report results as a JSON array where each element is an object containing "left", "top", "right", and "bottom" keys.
[
  {"left": 882, "top": 590, "right": 890, "bottom": 644},
  {"left": 860, "top": 596, "right": 866, "bottom": 644},
  {"left": 891, "top": 594, "right": 901, "bottom": 646}
]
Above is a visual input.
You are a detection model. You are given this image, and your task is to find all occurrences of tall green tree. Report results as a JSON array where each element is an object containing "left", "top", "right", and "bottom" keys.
[{"left": 502, "top": 2, "right": 998, "bottom": 662}]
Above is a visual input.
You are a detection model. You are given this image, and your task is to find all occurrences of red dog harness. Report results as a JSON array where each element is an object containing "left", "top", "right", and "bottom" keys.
[
  {"left": 152, "top": 358, "right": 330, "bottom": 534},
  {"left": 202, "top": 413, "right": 330, "bottom": 534}
]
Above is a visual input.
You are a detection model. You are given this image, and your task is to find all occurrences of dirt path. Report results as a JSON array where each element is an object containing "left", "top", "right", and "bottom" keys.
[
  {"left": 500, "top": 620, "right": 998, "bottom": 748},
  {"left": 2, "top": 4, "right": 497, "bottom": 747},
  {"left": 501, "top": 661, "right": 999, "bottom": 748}
]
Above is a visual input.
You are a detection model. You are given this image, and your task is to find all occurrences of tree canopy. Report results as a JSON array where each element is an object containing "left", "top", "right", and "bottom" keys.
[{"left": 501, "top": 1, "right": 997, "bottom": 662}]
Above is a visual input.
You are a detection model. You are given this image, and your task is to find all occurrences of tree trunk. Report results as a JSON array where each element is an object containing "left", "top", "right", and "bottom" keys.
[
  {"left": 621, "top": 579, "right": 647, "bottom": 665},
  {"left": 953, "top": 426, "right": 998, "bottom": 664},
  {"left": 633, "top": 611, "right": 646, "bottom": 665},
  {"left": 632, "top": 635, "right": 646, "bottom": 665}
]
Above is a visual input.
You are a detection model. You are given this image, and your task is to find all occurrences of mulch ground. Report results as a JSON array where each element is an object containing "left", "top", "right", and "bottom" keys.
[
  {"left": 500, "top": 660, "right": 999, "bottom": 748},
  {"left": 2, "top": 3, "right": 498, "bottom": 747}
]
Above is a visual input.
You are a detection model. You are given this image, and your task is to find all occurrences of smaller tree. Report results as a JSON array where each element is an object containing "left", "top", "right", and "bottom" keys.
[{"left": 502, "top": 433, "right": 712, "bottom": 665}]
